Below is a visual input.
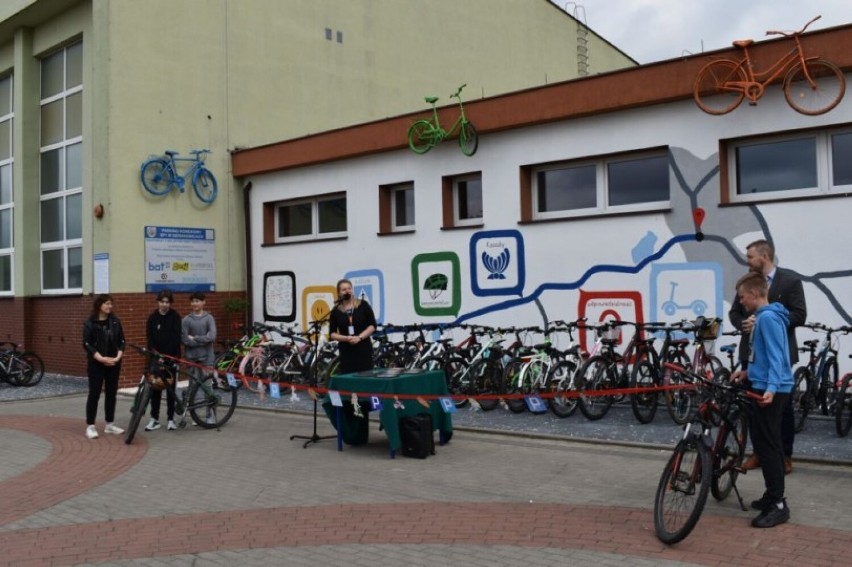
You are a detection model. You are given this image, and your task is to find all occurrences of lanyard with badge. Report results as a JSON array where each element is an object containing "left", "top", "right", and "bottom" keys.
[{"left": 347, "top": 307, "right": 355, "bottom": 336}]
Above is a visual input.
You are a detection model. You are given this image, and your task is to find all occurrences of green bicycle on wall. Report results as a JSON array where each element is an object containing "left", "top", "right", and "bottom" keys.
[{"left": 407, "top": 84, "right": 479, "bottom": 156}]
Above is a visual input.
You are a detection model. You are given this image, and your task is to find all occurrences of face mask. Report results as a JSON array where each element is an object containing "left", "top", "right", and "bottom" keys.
[{"left": 341, "top": 292, "right": 352, "bottom": 301}]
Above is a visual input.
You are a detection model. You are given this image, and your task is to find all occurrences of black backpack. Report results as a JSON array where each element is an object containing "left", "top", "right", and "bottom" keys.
[{"left": 399, "top": 413, "right": 435, "bottom": 458}]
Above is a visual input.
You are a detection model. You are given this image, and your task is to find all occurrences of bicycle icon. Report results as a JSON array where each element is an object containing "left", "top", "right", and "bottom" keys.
[
  {"left": 407, "top": 84, "right": 478, "bottom": 156},
  {"left": 140, "top": 149, "right": 218, "bottom": 204}
]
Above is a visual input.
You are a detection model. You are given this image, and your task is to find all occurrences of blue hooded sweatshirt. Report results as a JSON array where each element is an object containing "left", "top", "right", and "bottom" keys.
[{"left": 748, "top": 302, "right": 794, "bottom": 394}]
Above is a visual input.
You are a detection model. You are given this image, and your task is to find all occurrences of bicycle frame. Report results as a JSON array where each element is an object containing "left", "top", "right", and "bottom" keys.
[
  {"left": 163, "top": 152, "right": 206, "bottom": 192},
  {"left": 730, "top": 45, "right": 805, "bottom": 101}
]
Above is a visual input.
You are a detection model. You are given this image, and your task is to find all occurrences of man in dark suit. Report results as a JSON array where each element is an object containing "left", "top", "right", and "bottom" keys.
[{"left": 729, "top": 239, "right": 807, "bottom": 474}]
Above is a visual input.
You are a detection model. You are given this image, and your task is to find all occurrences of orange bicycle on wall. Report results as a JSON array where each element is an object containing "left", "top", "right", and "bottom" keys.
[{"left": 693, "top": 15, "right": 846, "bottom": 116}]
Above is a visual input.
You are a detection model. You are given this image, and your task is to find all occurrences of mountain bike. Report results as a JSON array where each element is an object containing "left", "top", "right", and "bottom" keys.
[
  {"left": 140, "top": 149, "right": 218, "bottom": 204},
  {"left": 407, "top": 83, "right": 479, "bottom": 156},
  {"left": 836, "top": 369, "right": 852, "bottom": 437},
  {"left": 502, "top": 324, "right": 570, "bottom": 414},
  {"left": 125, "top": 345, "right": 238, "bottom": 445},
  {"left": 694, "top": 15, "right": 845, "bottom": 116},
  {"left": 793, "top": 323, "right": 852, "bottom": 432},
  {"left": 0, "top": 342, "right": 45, "bottom": 387},
  {"left": 653, "top": 362, "right": 761, "bottom": 544}
]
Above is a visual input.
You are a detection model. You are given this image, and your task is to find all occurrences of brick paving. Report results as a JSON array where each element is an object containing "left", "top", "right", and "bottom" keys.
[{"left": 1, "top": 395, "right": 850, "bottom": 566}]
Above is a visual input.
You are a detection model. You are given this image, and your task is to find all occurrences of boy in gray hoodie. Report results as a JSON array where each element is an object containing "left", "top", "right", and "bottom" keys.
[
  {"left": 182, "top": 292, "right": 217, "bottom": 383},
  {"left": 732, "top": 272, "right": 793, "bottom": 529}
]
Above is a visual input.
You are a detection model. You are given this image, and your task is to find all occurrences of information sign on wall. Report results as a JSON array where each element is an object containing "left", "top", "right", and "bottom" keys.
[{"left": 144, "top": 226, "right": 215, "bottom": 292}]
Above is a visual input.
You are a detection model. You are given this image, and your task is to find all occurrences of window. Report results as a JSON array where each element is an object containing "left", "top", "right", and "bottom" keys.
[
  {"left": 441, "top": 173, "right": 483, "bottom": 228},
  {"left": 725, "top": 128, "right": 852, "bottom": 202},
  {"left": 526, "top": 150, "right": 669, "bottom": 221},
  {"left": 273, "top": 193, "right": 347, "bottom": 242},
  {"left": 379, "top": 182, "right": 415, "bottom": 233},
  {"left": 40, "top": 41, "right": 83, "bottom": 292},
  {"left": 0, "top": 74, "right": 12, "bottom": 294}
]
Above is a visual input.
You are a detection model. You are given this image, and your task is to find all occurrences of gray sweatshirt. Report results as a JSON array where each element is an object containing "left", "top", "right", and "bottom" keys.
[{"left": 181, "top": 312, "right": 216, "bottom": 364}]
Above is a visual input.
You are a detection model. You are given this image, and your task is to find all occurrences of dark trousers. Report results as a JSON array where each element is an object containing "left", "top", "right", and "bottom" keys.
[
  {"left": 148, "top": 361, "right": 177, "bottom": 421},
  {"left": 86, "top": 362, "right": 121, "bottom": 425},
  {"left": 750, "top": 391, "right": 789, "bottom": 503},
  {"left": 742, "top": 361, "right": 794, "bottom": 457}
]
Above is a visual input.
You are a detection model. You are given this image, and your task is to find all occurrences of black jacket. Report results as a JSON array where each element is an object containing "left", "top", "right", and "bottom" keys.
[
  {"left": 83, "top": 314, "right": 126, "bottom": 362},
  {"left": 729, "top": 267, "right": 806, "bottom": 365},
  {"left": 146, "top": 308, "right": 182, "bottom": 358}
]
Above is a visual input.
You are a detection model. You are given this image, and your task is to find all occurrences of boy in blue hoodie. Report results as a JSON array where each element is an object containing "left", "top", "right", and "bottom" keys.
[{"left": 732, "top": 272, "right": 793, "bottom": 528}]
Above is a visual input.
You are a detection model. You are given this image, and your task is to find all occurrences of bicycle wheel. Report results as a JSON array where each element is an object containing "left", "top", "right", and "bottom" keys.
[
  {"left": 502, "top": 357, "right": 527, "bottom": 413},
  {"left": 421, "top": 355, "right": 468, "bottom": 408},
  {"left": 792, "top": 366, "right": 812, "bottom": 433},
  {"left": 125, "top": 381, "right": 152, "bottom": 445},
  {"left": 693, "top": 59, "right": 746, "bottom": 115},
  {"left": 407, "top": 120, "right": 436, "bottom": 154},
  {"left": 630, "top": 360, "right": 659, "bottom": 424},
  {"left": 653, "top": 438, "right": 712, "bottom": 544},
  {"left": 578, "top": 356, "right": 615, "bottom": 421},
  {"left": 188, "top": 374, "right": 238, "bottom": 429},
  {"left": 819, "top": 357, "right": 839, "bottom": 416},
  {"left": 468, "top": 359, "right": 501, "bottom": 411},
  {"left": 784, "top": 59, "right": 846, "bottom": 116},
  {"left": 665, "top": 354, "right": 697, "bottom": 425},
  {"left": 458, "top": 121, "right": 479, "bottom": 156},
  {"left": 140, "top": 158, "right": 174, "bottom": 196},
  {"left": 711, "top": 411, "right": 747, "bottom": 501},
  {"left": 835, "top": 374, "right": 852, "bottom": 437},
  {"left": 548, "top": 359, "right": 579, "bottom": 418},
  {"left": 192, "top": 168, "right": 218, "bottom": 204},
  {"left": 12, "top": 351, "right": 45, "bottom": 387},
  {"left": 315, "top": 354, "right": 340, "bottom": 387}
]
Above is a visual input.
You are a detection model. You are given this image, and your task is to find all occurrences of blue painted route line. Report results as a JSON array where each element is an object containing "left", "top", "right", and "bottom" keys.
[{"left": 454, "top": 233, "right": 697, "bottom": 324}]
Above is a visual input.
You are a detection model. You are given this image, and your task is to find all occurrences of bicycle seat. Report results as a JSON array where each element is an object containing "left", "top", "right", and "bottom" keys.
[
  {"left": 732, "top": 39, "right": 754, "bottom": 48},
  {"left": 424, "top": 96, "right": 439, "bottom": 104},
  {"left": 719, "top": 344, "right": 737, "bottom": 354},
  {"left": 669, "top": 338, "right": 690, "bottom": 346},
  {"left": 164, "top": 150, "right": 179, "bottom": 156},
  {"left": 803, "top": 340, "right": 818, "bottom": 348}
]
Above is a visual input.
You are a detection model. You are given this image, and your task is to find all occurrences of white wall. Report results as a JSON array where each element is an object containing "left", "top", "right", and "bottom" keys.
[{"left": 248, "top": 83, "right": 852, "bottom": 357}]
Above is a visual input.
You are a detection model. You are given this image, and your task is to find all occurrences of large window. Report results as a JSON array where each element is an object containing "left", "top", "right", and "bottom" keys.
[
  {"left": 40, "top": 41, "right": 82, "bottom": 292},
  {"left": 0, "top": 74, "right": 12, "bottom": 294},
  {"left": 725, "top": 128, "right": 852, "bottom": 202},
  {"left": 441, "top": 173, "right": 483, "bottom": 228},
  {"left": 378, "top": 182, "right": 415, "bottom": 234},
  {"left": 528, "top": 150, "right": 669, "bottom": 220},
  {"left": 274, "top": 193, "right": 347, "bottom": 242}
]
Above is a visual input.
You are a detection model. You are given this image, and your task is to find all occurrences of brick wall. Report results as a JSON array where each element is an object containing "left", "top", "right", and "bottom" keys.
[{"left": 0, "top": 291, "right": 248, "bottom": 388}]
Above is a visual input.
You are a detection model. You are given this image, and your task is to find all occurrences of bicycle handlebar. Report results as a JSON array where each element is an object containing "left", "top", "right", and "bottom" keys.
[
  {"left": 766, "top": 15, "right": 820, "bottom": 37},
  {"left": 450, "top": 84, "right": 467, "bottom": 98},
  {"left": 663, "top": 361, "right": 763, "bottom": 402}
]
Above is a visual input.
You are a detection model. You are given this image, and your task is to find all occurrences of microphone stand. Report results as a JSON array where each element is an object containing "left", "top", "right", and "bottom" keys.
[{"left": 290, "top": 316, "right": 336, "bottom": 448}]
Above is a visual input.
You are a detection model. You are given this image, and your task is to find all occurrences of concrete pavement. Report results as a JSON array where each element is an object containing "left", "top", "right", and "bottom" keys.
[{"left": 1, "top": 394, "right": 850, "bottom": 566}]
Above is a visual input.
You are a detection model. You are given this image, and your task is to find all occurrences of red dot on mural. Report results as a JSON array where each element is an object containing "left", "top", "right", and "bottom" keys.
[{"left": 692, "top": 208, "right": 706, "bottom": 228}]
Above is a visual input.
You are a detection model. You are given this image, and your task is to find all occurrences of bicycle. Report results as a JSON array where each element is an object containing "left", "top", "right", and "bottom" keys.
[
  {"left": 653, "top": 361, "right": 761, "bottom": 544},
  {"left": 125, "top": 345, "right": 238, "bottom": 445},
  {"left": 836, "top": 366, "right": 852, "bottom": 437},
  {"left": 793, "top": 322, "right": 852, "bottom": 432},
  {"left": 140, "top": 148, "right": 219, "bottom": 204},
  {"left": 502, "top": 325, "right": 568, "bottom": 414},
  {"left": 693, "top": 15, "right": 846, "bottom": 116},
  {"left": 407, "top": 84, "right": 479, "bottom": 156},
  {"left": 0, "top": 342, "right": 45, "bottom": 387}
]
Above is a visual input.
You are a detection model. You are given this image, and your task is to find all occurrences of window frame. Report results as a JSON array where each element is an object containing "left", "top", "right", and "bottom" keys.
[
  {"left": 390, "top": 183, "right": 415, "bottom": 231},
  {"left": 39, "top": 41, "right": 83, "bottom": 294},
  {"left": 527, "top": 148, "right": 670, "bottom": 221},
  {"left": 0, "top": 73, "right": 13, "bottom": 295},
  {"left": 272, "top": 192, "right": 348, "bottom": 244},
  {"left": 723, "top": 126, "right": 852, "bottom": 204},
  {"left": 441, "top": 172, "right": 484, "bottom": 229}
]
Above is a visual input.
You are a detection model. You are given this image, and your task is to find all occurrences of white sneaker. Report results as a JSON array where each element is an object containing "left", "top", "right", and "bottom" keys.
[
  {"left": 167, "top": 420, "right": 177, "bottom": 431},
  {"left": 206, "top": 414, "right": 216, "bottom": 425},
  {"left": 104, "top": 422, "right": 125, "bottom": 435},
  {"left": 145, "top": 419, "right": 161, "bottom": 431},
  {"left": 85, "top": 425, "right": 99, "bottom": 439}
]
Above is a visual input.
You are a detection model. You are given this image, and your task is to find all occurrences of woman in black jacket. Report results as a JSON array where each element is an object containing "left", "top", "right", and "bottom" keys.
[{"left": 82, "top": 294, "right": 126, "bottom": 439}]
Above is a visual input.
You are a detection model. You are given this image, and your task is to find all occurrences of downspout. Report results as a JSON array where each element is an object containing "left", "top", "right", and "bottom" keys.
[{"left": 242, "top": 181, "right": 253, "bottom": 328}]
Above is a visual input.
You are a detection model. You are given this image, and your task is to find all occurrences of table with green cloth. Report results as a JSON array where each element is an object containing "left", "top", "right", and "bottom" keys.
[{"left": 322, "top": 369, "right": 453, "bottom": 457}]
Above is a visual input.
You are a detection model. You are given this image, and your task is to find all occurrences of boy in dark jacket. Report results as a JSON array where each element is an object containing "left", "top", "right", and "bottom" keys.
[{"left": 146, "top": 290, "right": 182, "bottom": 431}]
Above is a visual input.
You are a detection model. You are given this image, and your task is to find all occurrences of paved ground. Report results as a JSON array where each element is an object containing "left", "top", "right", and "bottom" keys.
[{"left": 1, "top": 379, "right": 851, "bottom": 566}]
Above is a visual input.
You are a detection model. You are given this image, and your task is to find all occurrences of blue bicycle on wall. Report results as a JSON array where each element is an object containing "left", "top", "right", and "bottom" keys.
[{"left": 140, "top": 149, "right": 218, "bottom": 204}]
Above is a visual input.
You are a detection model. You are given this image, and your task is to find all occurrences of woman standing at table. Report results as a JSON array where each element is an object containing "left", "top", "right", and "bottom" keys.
[{"left": 328, "top": 279, "right": 377, "bottom": 373}]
